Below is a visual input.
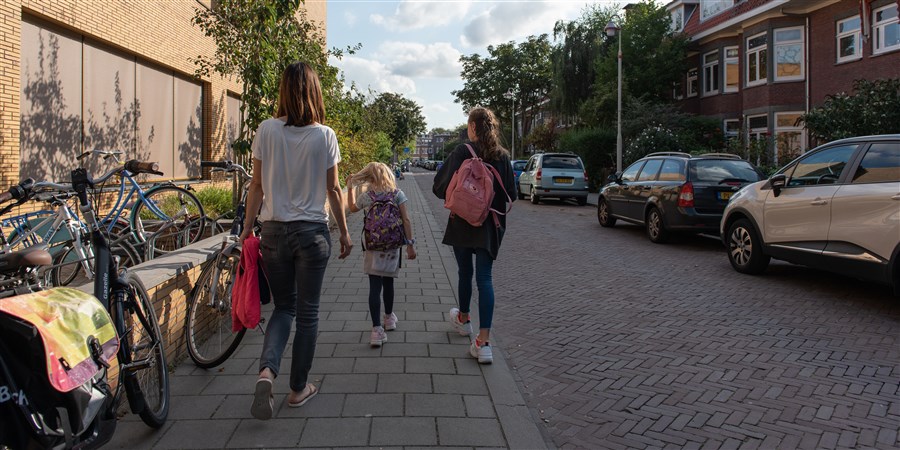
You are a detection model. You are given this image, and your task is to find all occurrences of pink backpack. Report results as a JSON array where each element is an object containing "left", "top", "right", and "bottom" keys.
[{"left": 444, "top": 144, "right": 511, "bottom": 227}]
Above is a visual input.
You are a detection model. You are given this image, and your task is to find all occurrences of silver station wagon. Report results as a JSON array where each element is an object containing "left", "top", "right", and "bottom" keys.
[{"left": 517, "top": 153, "right": 589, "bottom": 206}]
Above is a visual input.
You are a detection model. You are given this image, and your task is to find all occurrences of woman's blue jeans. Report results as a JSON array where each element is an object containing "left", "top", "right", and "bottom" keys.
[
  {"left": 258, "top": 221, "right": 331, "bottom": 392},
  {"left": 452, "top": 246, "right": 494, "bottom": 330}
]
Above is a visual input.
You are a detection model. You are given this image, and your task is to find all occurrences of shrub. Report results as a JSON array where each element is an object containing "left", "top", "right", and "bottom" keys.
[
  {"left": 558, "top": 127, "right": 616, "bottom": 190},
  {"left": 625, "top": 125, "right": 680, "bottom": 164},
  {"left": 802, "top": 78, "right": 900, "bottom": 143},
  {"left": 194, "top": 186, "right": 235, "bottom": 218}
]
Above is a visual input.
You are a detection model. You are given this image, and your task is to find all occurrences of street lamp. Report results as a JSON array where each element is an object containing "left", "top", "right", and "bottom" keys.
[
  {"left": 605, "top": 20, "right": 623, "bottom": 173},
  {"left": 503, "top": 88, "right": 515, "bottom": 160}
]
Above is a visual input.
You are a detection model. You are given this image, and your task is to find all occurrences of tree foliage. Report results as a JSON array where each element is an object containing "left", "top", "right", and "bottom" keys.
[
  {"left": 551, "top": 4, "right": 615, "bottom": 117},
  {"left": 801, "top": 78, "right": 900, "bottom": 143},
  {"left": 523, "top": 120, "right": 560, "bottom": 153},
  {"left": 367, "top": 92, "right": 427, "bottom": 160},
  {"left": 452, "top": 35, "right": 553, "bottom": 140}
]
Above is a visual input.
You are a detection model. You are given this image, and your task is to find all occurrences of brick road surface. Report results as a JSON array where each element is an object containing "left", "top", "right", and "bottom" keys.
[{"left": 414, "top": 168, "right": 900, "bottom": 449}]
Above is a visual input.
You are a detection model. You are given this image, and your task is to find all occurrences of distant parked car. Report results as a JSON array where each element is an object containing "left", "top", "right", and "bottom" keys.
[
  {"left": 597, "top": 152, "right": 765, "bottom": 243},
  {"left": 511, "top": 160, "right": 527, "bottom": 186},
  {"left": 721, "top": 135, "right": 900, "bottom": 295},
  {"left": 517, "top": 153, "right": 589, "bottom": 206}
]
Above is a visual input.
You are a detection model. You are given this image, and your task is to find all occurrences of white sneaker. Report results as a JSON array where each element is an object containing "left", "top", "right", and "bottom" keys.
[
  {"left": 469, "top": 339, "right": 493, "bottom": 364},
  {"left": 383, "top": 312, "right": 398, "bottom": 331},
  {"left": 370, "top": 326, "right": 387, "bottom": 347},
  {"left": 448, "top": 307, "right": 473, "bottom": 336}
]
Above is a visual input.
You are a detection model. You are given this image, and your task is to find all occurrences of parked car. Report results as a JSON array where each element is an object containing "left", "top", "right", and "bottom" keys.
[
  {"left": 721, "top": 135, "right": 900, "bottom": 295},
  {"left": 597, "top": 152, "right": 765, "bottom": 243},
  {"left": 517, "top": 153, "right": 589, "bottom": 206},
  {"left": 511, "top": 159, "right": 527, "bottom": 186}
]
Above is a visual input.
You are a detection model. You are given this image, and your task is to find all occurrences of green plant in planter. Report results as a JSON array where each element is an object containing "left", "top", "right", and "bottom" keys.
[{"left": 194, "top": 186, "right": 235, "bottom": 219}]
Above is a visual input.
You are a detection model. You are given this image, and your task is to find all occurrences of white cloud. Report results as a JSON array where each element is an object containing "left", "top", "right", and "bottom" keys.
[
  {"left": 371, "top": 0, "right": 472, "bottom": 31},
  {"left": 374, "top": 41, "right": 462, "bottom": 78},
  {"left": 331, "top": 55, "right": 417, "bottom": 95},
  {"left": 344, "top": 11, "right": 357, "bottom": 27},
  {"left": 460, "top": 1, "right": 589, "bottom": 48}
]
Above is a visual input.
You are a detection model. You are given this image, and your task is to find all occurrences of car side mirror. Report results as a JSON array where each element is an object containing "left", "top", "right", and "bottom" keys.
[
  {"left": 608, "top": 171, "right": 623, "bottom": 184},
  {"left": 770, "top": 173, "right": 787, "bottom": 196}
]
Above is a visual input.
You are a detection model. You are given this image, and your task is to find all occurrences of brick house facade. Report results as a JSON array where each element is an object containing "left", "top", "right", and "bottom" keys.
[
  {"left": 0, "top": 0, "right": 327, "bottom": 188},
  {"left": 668, "top": 0, "right": 900, "bottom": 163}
]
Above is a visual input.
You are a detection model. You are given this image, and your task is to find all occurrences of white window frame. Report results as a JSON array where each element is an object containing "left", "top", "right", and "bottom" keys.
[
  {"left": 746, "top": 32, "right": 767, "bottom": 87},
  {"left": 747, "top": 114, "right": 768, "bottom": 142},
  {"left": 702, "top": 51, "right": 720, "bottom": 96},
  {"left": 724, "top": 119, "right": 740, "bottom": 142},
  {"left": 874, "top": 4, "right": 900, "bottom": 55},
  {"left": 700, "top": 0, "right": 731, "bottom": 21},
  {"left": 671, "top": 7, "right": 684, "bottom": 32},
  {"left": 723, "top": 46, "right": 739, "bottom": 93},
  {"left": 774, "top": 112, "right": 806, "bottom": 164},
  {"left": 774, "top": 26, "right": 805, "bottom": 81},
  {"left": 673, "top": 77, "right": 684, "bottom": 100},
  {"left": 836, "top": 16, "right": 862, "bottom": 63},
  {"left": 687, "top": 68, "right": 699, "bottom": 97}
]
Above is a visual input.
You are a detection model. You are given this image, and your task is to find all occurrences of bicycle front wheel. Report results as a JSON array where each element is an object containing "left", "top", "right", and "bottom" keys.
[
  {"left": 50, "top": 238, "right": 141, "bottom": 287},
  {"left": 120, "top": 273, "right": 170, "bottom": 428},
  {"left": 185, "top": 250, "right": 246, "bottom": 368},
  {"left": 130, "top": 186, "right": 206, "bottom": 257}
]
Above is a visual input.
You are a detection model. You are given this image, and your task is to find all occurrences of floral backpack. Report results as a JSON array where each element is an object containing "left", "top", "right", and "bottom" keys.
[{"left": 363, "top": 190, "right": 404, "bottom": 251}]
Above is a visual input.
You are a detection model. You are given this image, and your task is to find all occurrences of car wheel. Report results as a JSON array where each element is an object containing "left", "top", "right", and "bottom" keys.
[
  {"left": 645, "top": 207, "right": 669, "bottom": 243},
  {"left": 726, "top": 218, "right": 770, "bottom": 274},
  {"left": 530, "top": 185, "right": 540, "bottom": 204},
  {"left": 517, "top": 183, "right": 526, "bottom": 200},
  {"left": 576, "top": 196, "right": 587, "bottom": 206},
  {"left": 597, "top": 198, "right": 616, "bottom": 227}
]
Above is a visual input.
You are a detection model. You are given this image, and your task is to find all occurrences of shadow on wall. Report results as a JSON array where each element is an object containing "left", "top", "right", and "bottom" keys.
[
  {"left": 20, "top": 33, "right": 152, "bottom": 183},
  {"left": 178, "top": 104, "right": 202, "bottom": 178}
]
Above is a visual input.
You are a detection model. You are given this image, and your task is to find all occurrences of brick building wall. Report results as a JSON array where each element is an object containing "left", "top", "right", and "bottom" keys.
[{"left": 0, "top": 0, "right": 327, "bottom": 188}]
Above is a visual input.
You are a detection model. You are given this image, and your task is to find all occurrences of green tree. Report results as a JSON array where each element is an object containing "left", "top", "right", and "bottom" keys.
[
  {"left": 452, "top": 34, "right": 553, "bottom": 140},
  {"left": 801, "top": 78, "right": 900, "bottom": 143},
  {"left": 551, "top": 3, "right": 616, "bottom": 117},
  {"left": 193, "top": 0, "right": 338, "bottom": 155},
  {"left": 523, "top": 120, "right": 559, "bottom": 153},
  {"left": 368, "top": 92, "right": 427, "bottom": 162}
]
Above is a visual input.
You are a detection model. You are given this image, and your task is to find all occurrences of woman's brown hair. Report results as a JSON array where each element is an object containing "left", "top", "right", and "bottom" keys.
[
  {"left": 276, "top": 61, "right": 326, "bottom": 127},
  {"left": 468, "top": 106, "right": 508, "bottom": 162}
]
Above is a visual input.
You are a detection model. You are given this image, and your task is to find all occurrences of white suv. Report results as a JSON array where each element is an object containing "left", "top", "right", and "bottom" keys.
[{"left": 720, "top": 135, "right": 900, "bottom": 295}]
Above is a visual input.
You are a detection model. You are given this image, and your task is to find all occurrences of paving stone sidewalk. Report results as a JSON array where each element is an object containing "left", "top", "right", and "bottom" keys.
[{"left": 112, "top": 173, "right": 549, "bottom": 449}]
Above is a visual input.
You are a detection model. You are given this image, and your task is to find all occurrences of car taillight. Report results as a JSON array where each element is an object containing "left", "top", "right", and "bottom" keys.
[
  {"left": 536, "top": 169, "right": 542, "bottom": 181},
  {"left": 678, "top": 182, "right": 694, "bottom": 207},
  {"left": 583, "top": 170, "right": 589, "bottom": 182}
]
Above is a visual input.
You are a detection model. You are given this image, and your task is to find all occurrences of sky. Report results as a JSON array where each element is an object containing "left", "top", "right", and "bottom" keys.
[{"left": 326, "top": 0, "right": 603, "bottom": 131}]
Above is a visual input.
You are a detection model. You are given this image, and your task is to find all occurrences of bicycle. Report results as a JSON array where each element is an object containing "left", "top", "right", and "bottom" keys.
[
  {"left": 79, "top": 149, "right": 207, "bottom": 260},
  {"left": 0, "top": 168, "right": 170, "bottom": 447},
  {"left": 185, "top": 160, "right": 261, "bottom": 368},
  {"left": 0, "top": 185, "right": 141, "bottom": 287}
]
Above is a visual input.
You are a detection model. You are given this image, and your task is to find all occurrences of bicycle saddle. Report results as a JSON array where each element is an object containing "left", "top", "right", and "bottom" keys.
[{"left": 0, "top": 246, "right": 52, "bottom": 274}]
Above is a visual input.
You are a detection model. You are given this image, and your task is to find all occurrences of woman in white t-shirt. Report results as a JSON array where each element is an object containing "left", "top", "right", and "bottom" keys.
[
  {"left": 346, "top": 162, "right": 416, "bottom": 347},
  {"left": 240, "top": 61, "right": 352, "bottom": 420}
]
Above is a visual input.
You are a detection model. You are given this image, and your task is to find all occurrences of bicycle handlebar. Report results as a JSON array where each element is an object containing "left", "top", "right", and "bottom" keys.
[
  {"left": 201, "top": 160, "right": 230, "bottom": 169},
  {"left": 124, "top": 160, "right": 164, "bottom": 176},
  {"left": 201, "top": 160, "right": 251, "bottom": 180}
]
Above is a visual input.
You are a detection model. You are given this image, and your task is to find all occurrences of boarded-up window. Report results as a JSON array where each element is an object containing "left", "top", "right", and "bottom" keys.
[
  {"left": 226, "top": 93, "right": 243, "bottom": 161},
  {"left": 19, "top": 19, "right": 83, "bottom": 182},
  {"left": 19, "top": 17, "right": 203, "bottom": 182}
]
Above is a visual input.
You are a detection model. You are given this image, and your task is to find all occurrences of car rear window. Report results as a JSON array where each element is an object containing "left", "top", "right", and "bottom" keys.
[
  {"left": 541, "top": 156, "right": 583, "bottom": 169},
  {"left": 512, "top": 161, "right": 527, "bottom": 171},
  {"left": 689, "top": 160, "right": 762, "bottom": 182}
]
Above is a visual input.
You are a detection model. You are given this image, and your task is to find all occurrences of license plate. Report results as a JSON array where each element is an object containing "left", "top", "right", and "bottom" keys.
[
  {"left": 554, "top": 177, "right": 574, "bottom": 184},
  {"left": 718, "top": 191, "right": 733, "bottom": 201}
]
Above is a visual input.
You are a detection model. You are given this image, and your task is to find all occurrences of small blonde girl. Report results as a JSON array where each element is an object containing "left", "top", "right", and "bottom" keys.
[{"left": 346, "top": 162, "right": 416, "bottom": 347}]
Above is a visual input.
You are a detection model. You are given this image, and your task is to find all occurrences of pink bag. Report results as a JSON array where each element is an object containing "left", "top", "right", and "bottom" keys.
[
  {"left": 444, "top": 144, "right": 511, "bottom": 227},
  {"left": 232, "top": 236, "right": 261, "bottom": 332}
]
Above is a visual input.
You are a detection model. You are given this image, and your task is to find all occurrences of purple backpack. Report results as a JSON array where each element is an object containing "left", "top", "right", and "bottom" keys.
[{"left": 363, "top": 190, "right": 404, "bottom": 251}]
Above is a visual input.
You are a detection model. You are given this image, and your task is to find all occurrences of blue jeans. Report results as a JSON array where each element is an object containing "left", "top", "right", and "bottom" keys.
[
  {"left": 258, "top": 221, "right": 331, "bottom": 392},
  {"left": 452, "top": 246, "right": 494, "bottom": 330},
  {"left": 368, "top": 275, "right": 394, "bottom": 326}
]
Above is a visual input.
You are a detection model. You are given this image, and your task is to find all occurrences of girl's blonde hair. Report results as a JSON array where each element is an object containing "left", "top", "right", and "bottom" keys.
[{"left": 350, "top": 162, "right": 397, "bottom": 192}]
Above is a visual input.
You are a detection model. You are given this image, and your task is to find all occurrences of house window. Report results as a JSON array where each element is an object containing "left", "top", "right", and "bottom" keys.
[
  {"left": 703, "top": 51, "right": 720, "bottom": 95},
  {"left": 671, "top": 7, "right": 684, "bottom": 32},
  {"left": 724, "top": 119, "right": 740, "bottom": 142},
  {"left": 775, "top": 112, "right": 805, "bottom": 163},
  {"left": 747, "top": 115, "right": 768, "bottom": 141},
  {"left": 746, "top": 32, "right": 767, "bottom": 86},
  {"left": 687, "top": 68, "right": 699, "bottom": 97},
  {"left": 836, "top": 16, "right": 862, "bottom": 62},
  {"left": 774, "top": 27, "right": 804, "bottom": 81},
  {"left": 874, "top": 4, "right": 900, "bottom": 55},
  {"left": 700, "top": 0, "right": 730, "bottom": 21},
  {"left": 724, "top": 47, "right": 739, "bottom": 92},
  {"left": 673, "top": 77, "right": 684, "bottom": 100}
]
